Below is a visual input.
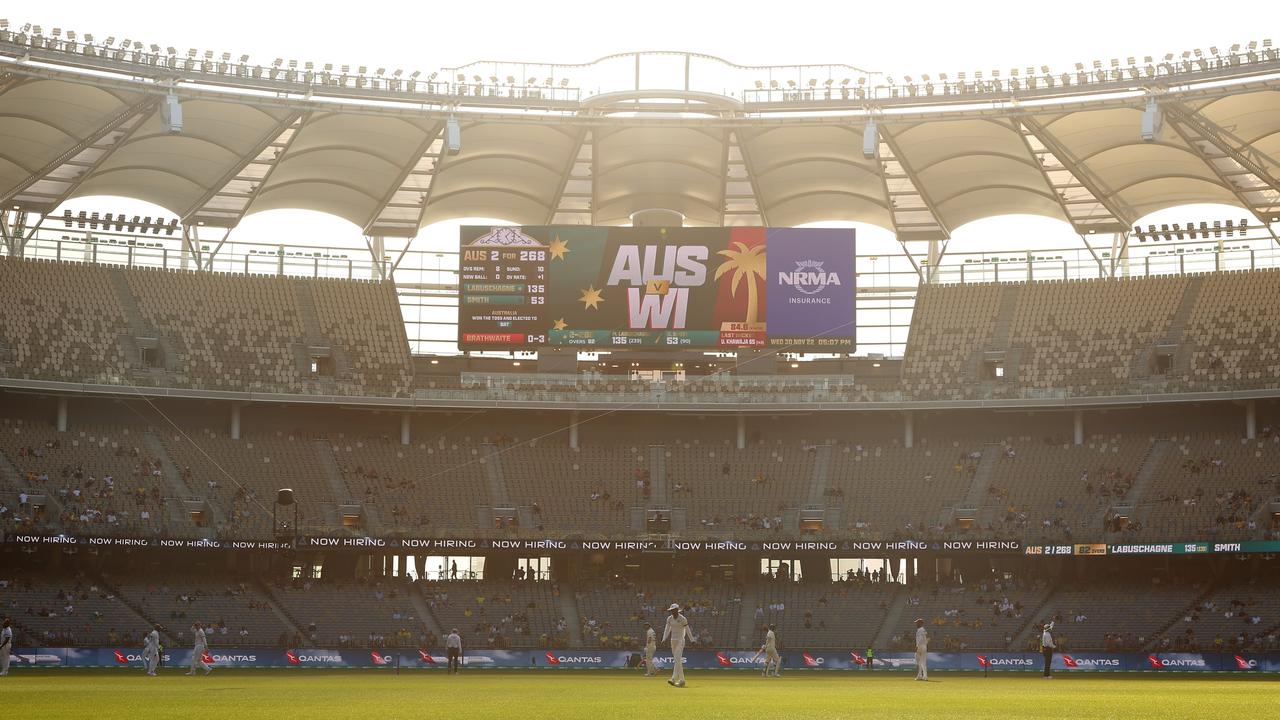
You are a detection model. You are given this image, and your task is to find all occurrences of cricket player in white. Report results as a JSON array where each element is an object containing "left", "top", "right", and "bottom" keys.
[
  {"left": 143, "top": 624, "right": 162, "bottom": 676},
  {"left": 662, "top": 603, "right": 693, "bottom": 687},
  {"left": 643, "top": 622, "right": 657, "bottom": 676},
  {"left": 759, "top": 624, "right": 781, "bottom": 677},
  {"left": 0, "top": 618, "right": 12, "bottom": 676},
  {"left": 187, "top": 622, "right": 212, "bottom": 675},
  {"left": 914, "top": 618, "right": 929, "bottom": 681}
]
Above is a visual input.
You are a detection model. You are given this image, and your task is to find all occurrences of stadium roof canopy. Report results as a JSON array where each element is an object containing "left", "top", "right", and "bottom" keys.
[{"left": 2, "top": 31, "right": 1279, "bottom": 249}]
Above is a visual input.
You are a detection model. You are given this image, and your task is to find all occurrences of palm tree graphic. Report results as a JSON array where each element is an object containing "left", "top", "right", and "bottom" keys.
[{"left": 714, "top": 241, "right": 767, "bottom": 323}]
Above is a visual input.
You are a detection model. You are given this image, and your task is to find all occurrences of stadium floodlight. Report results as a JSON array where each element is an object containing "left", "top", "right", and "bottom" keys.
[
  {"left": 560, "top": 78, "right": 570, "bottom": 87},
  {"left": 51, "top": 27, "right": 61, "bottom": 36},
  {"left": 841, "top": 78, "right": 850, "bottom": 85},
  {"left": 221, "top": 52, "right": 230, "bottom": 61},
  {"left": 769, "top": 79, "right": 779, "bottom": 88},
  {"left": 0, "top": 19, "right": 7, "bottom": 30},
  {"left": 359, "top": 66, "right": 368, "bottom": 75},
  {"left": 393, "top": 69, "right": 402, "bottom": 77},
  {"left": 240, "top": 54, "right": 249, "bottom": 63},
  {"left": 376, "top": 68, "right": 385, "bottom": 76}
]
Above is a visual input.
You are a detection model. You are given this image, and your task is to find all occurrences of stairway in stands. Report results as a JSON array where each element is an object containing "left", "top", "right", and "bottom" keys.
[
  {"left": 480, "top": 443, "right": 512, "bottom": 507},
  {"left": 145, "top": 430, "right": 224, "bottom": 534},
  {"left": 960, "top": 445, "right": 1003, "bottom": 510},
  {"left": 410, "top": 584, "right": 447, "bottom": 642},
  {"left": 258, "top": 581, "right": 311, "bottom": 647},
  {"left": 1166, "top": 275, "right": 1206, "bottom": 374},
  {"left": 1116, "top": 438, "right": 1174, "bottom": 528},
  {"left": 312, "top": 439, "right": 370, "bottom": 533},
  {"left": 736, "top": 583, "right": 761, "bottom": 647},
  {"left": 648, "top": 446, "right": 668, "bottom": 506},
  {"left": 555, "top": 581, "right": 584, "bottom": 646},
  {"left": 872, "top": 589, "right": 910, "bottom": 650},
  {"left": 806, "top": 445, "right": 833, "bottom": 507}
]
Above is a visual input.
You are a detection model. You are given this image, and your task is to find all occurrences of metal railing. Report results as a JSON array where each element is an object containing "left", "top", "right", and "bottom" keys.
[{"left": 3, "top": 29, "right": 1276, "bottom": 111}]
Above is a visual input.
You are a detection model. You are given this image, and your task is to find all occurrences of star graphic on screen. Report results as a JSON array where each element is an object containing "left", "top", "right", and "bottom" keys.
[
  {"left": 549, "top": 236, "right": 570, "bottom": 261},
  {"left": 578, "top": 286, "right": 604, "bottom": 310},
  {"left": 552, "top": 318, "right": 568, "bottom": 331}
]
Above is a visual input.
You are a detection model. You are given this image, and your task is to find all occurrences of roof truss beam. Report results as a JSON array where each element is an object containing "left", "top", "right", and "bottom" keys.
[
  {"left": 2, "top": 97, "right": 157, "bottom": 209},
  {"left": 1011, "top": 117, "right": 1122, "bottom": 233},
  {"left": 183, "top": 110, "right": 304, "bottom": 224},
  {"left": 545, "top": 126, "right": 591, "bottom": 225},
  {"left": 1164, "top": 103, "right": 1280, "bottom": 193},
  {"left": 1021, "top": 115, "right": 1136, "bottom": 226}
]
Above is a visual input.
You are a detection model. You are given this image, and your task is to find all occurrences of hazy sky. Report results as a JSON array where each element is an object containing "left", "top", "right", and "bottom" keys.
[{"left": 20, "top": 0, "right": 1272, "bottom": 79}]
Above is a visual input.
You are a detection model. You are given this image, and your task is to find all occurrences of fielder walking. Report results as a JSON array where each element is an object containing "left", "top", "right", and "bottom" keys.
[
  {"left": 662, "top": 603, "right": 693, "bottom": 687},
  {"left": 643, "top": 622, "right": 657, "bottom": 676},
  {"left": 143, "top": 624, "right": 162, "bottom": 676},
  {"left": 187, "top": 622, "right": 212, "bottom": 676},
  {"left": 760, "top": 624, "right": 781, "bottom": 677},
  {"left": 0, "top": 618, "right": 12, "bottom": 676}
]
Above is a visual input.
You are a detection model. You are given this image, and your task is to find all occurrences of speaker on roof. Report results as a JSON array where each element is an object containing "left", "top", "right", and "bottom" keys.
[
  {"left": 160, "top": 93, "right": 183, "bottom": 134},
  {"left": 445, "top": 116, "right": 461, "bottom": 155},
  {"left": 1140, "top": 97, "right": 1162, "bottom": 142},
  {"left": 862, "top": 119, "right": 878, "bottom": 159}
]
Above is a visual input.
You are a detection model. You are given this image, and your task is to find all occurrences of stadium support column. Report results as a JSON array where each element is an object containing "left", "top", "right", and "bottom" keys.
[
  {"left": 230, "top": 403, "right": 242, "bottom": 440},
  {"left": 1073, "top": 410, "right": 1083, "bottom": 446},
  {"left": 56, "top": 396, "right": 68, "bottom": 432},
  {"left": 736, "top": 413, "right": 746, "bottom": 450},
  {"left": 1246, "top": 400, "right": 1257, "bottom": 440},
  {"left": 903, "top": 412, "right": 914, "bottom": 449},
  {"left": 400, "top": 412, "right": 411, "bottom": 446},
  {"left": 569, "top": 410, "right": 580, "bottom": 450}
]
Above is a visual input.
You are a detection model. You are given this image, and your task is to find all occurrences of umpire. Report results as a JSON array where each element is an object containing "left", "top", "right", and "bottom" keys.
[{"left": 1039, "top": 623, "right": 1056, "bottom": 678}]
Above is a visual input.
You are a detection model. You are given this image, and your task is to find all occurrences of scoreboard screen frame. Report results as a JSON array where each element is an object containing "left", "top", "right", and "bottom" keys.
[{"left": 457, "top": 225, "right": 855, "bottom": 352}]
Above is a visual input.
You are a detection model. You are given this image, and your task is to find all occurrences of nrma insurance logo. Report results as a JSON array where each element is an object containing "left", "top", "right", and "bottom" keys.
[{"left": 778, "top": 260, "right": 842, "bottom": 296}]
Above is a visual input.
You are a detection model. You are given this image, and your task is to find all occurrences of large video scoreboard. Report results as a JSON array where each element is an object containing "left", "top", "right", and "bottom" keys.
[{"left": 458, "top": 225, "right": 855, "bottom": 350}]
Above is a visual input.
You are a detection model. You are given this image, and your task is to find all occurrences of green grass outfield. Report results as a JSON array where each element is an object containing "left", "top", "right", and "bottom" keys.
[{"left": 4, "top": 669, "right": 1277, "bottom": 720}]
